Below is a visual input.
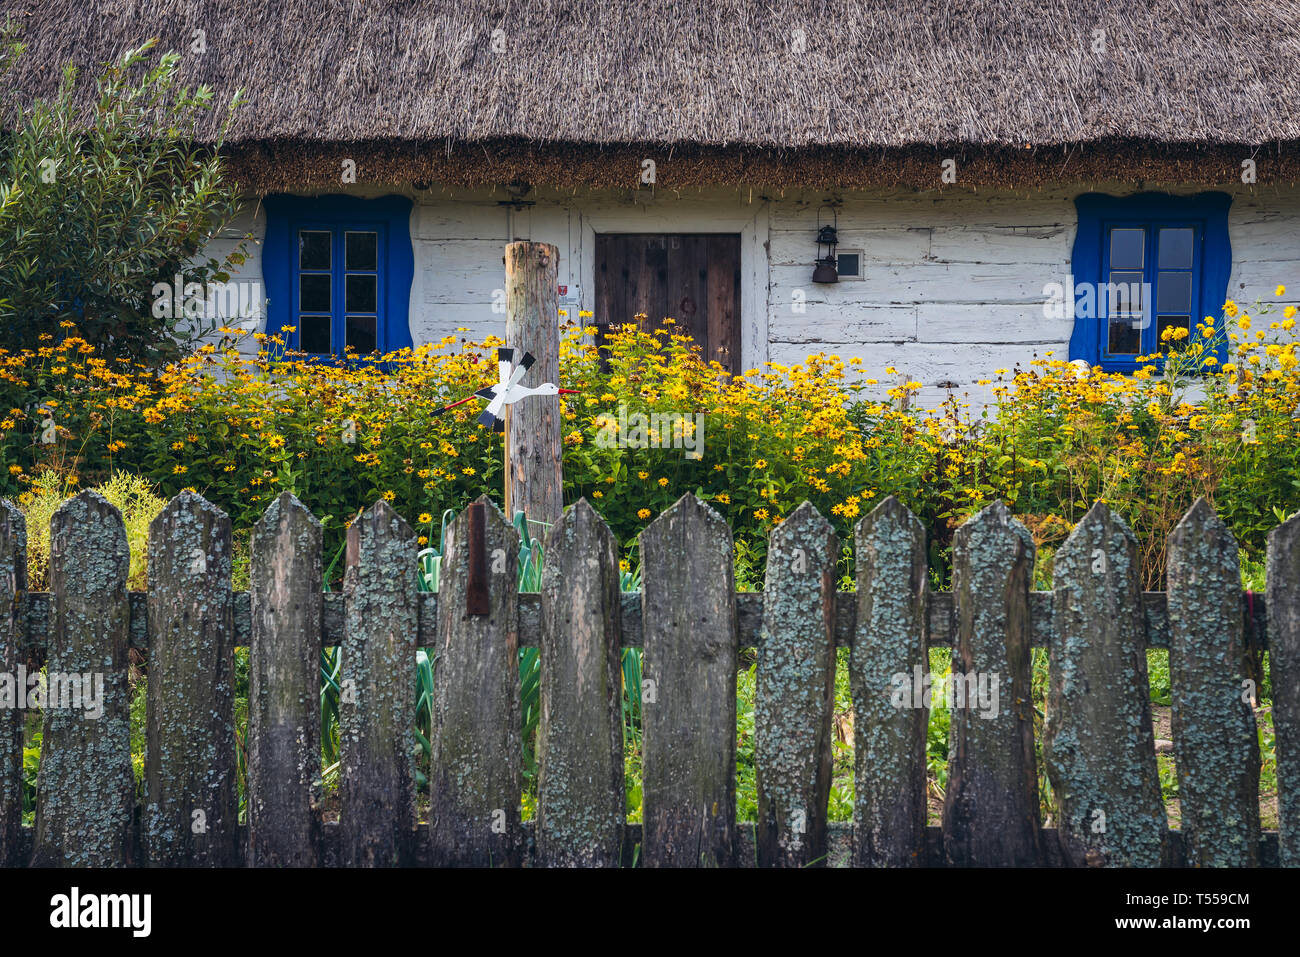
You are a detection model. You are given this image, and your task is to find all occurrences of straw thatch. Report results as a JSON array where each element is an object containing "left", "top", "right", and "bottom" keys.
[{"left": 4, "top": 0, "right": 1299, "bottom": 187}]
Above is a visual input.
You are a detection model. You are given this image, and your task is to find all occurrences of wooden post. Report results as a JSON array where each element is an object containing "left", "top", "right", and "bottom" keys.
[
  {"left": 1167, "top": 498, "right": 1260, "bottom": 866},
  {"left": 756, "top": 500, "right": 838, "bottom": 868},
  {"left": 248, "top": 492, "right": 322, "bottom": 867},
  {"left": 1267, "top": 511, "right": 1300, "bottom": 867},
  {"left": 852, "top": 495, "right": 929, "bottom": 867},
  {"left": 504, "top": 241, "right": 563, "bottom": 529},
  {"left": 340, "top": 500, "right": 418, "bottom": 867},
  {"left": 144, "top": 491, "right": 239, "bottom": 867},
  {"left": 640, "top": 493, "right": 737, "bottom": 867},
  {"left": 536, "top": 498, "right": 625, "bottom": 867},
  {"left": 942, "top": 501, "right": 1040, "bottom": 866},
  {"left": 428, "top": 495, "right": 523, "bottom": 866},
  {"left": 1043, "top": 502, "right": 1166, "bottom": 867},
  {"left": 0, "top": 501, "right": 24, "bottom": 868},
  {"left": 32, "top": 491, "right": 133, "bottom": 867}
]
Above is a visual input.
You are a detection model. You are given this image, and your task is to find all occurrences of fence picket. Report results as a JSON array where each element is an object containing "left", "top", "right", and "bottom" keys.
[
  {"left": 1268, "top": 512, "right": 1300, "bottom": 867},
  {"left": 143, "top": 491, "right": 237, "bottom": 866},
  {"left": 1168, "top": 498, "right": 1260, "bottom": 866},
  {"left": 31, "top": 491, "right": 133, "bottom": 866},
  {"left": 427, "top": 496, "right": 522, "bottom": 866},
  {"left": 536, "top": 498, "right": 624, "bottom": 867},
  {"left": 943, "top": 501, "right": 1040, "bottom": 866},
  {"left": 0, "top": 501, "right": 25, "bottom": 867},
  {"left": 1044, "top": 503, "right": 1167, "bottom": 866},
  {"left": 640, "top": 493, "right": 737, "bottom": 867},
  {"left": 852, "top": 495, "right": 929, "bottom": 867},
  {"left": 340, "top": 500, "right": 418, "bottom": 866},
  {"left": 755, "top": 500, "right": 838, "bottom": 868},
  {"left": 248, "top": 492, "right": 322, "bottom": 867}
]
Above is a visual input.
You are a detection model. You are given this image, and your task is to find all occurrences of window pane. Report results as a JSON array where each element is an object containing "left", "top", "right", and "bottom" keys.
[
  {"left": 1108, "top": 318, "right": 1141, "bottom": 355},
  {"left": 1156, "top": 271, "right": 1192, "bottom": 314},
  {"left": 837, "top": 252, "right": 860, "bottom": 278},
  {"left": 300, "top": 315, "right": 331, "bottom": 354},
  {"left": 346, "top": 315, "right": 377, "bottom": 354},
  {"left": 300, "top": 274, "right": 331, "bottom": 312},
  {"left": 346, "top": 231, "right": 378, "bottom": 271},
  {"left": 1109, "top": 228, "right": 1145, "bottom": 269},
  {"left": 1158, "top": 228, "right": 1194, "bottom": 269},
  {"left": 299, "top": 230, "right": 331, "bottom": 270},
  {"left": 1157, "top": 316, "right": 1190, "bottom": 351},
  {"left": 1107, "top": 271, "right": 1145, "bottom": 316},
  {"left": 346, "top": 274, "right": 377, "bottom": 313}
]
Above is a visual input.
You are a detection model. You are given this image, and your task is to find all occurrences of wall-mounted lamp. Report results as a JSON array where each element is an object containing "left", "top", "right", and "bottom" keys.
[{"left": 812, "top": 206, "right": 839, "bottom": 283}]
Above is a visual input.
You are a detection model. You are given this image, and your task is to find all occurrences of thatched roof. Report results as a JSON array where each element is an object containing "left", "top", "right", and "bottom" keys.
[{"left": 4, "top": 0, "right": 1299, "bottom": 187}]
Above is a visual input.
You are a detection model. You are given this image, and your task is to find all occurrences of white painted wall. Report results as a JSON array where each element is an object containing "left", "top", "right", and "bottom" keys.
[{"left": 212, "top": 182, "right": 1300, "bottom": 408}]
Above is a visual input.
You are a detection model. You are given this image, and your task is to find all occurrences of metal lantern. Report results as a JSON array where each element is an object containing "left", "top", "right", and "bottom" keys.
[{"left": 812, "top": 207, "right": 839, "bottom": 283}]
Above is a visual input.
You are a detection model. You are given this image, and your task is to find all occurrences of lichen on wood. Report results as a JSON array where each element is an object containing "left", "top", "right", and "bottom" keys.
[
  {"left": 536, "top": 498, "right": 624, "bottom": 866},
  {"left": 756, "top": 500, "right": 838, "bottom": 868},
  {"left": 942, "top": 500, "right": 1041, "bottom": 866},
  {"left": 248, "top": 492, "right": 322, "bottom": 867},
  {"left": 640, "top": 493, "right": 737, "bottom": 867},
  {"left": 32, "top": 491, "right": 133, "bottom": 867},
  {"left": 341, "top": 499, "right": 419, "bottom": 867},
  {"left": 1044, "top": 502, "right": 1167, "bottom": 867},
  {"left": 143, "top": 490, "right": 238, "bottom": 867},
  {"left": 427, "top": 495, "right": 522, "bottom": 866},
  {"left": 1168, "top": 498, "right": 1260, "bottom": 867},
  {"left": 852, "top": 495, "right": 929, "bottom": 867},
  {"left": 0, "top": 500, "right": 26, "bottom": 866}
]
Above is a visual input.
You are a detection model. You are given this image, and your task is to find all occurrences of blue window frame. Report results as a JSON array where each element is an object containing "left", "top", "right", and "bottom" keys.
[
  {"left": 1069, "top": 192, "right": 1232, "bottom": 372},
  {"left": 263, "top": 194, "right": 414, "bottom": 357}
]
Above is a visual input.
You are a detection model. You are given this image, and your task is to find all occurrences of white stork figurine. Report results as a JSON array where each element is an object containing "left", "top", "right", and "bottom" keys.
[{"left": 434, "top": 347, "right": 575, "bottom": 431}]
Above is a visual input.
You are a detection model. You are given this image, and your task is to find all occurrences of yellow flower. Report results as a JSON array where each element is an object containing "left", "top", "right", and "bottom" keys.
[
  {"left": 657, "top": 477, "right": 668, "bottom": 487},
  {"left": 638, "top": 471, "right": 649, "bottom": 480},
  {"left": 753, "top": 459, "right": 767, "bottom": 469},
  {"left": 418, "top": 513, "right": 433, "bottom": 524},
  {"left": 715, "top": 492, "right": 730, "bottom": 504},
  {"left": 753, "top": 508, "right": 769, "bottom": 521},
  {"left": 1277, "top": 285, "right": 1287, "bottom": 297},
  {"left": 637, "top": 508, "right": 651, "bottom": 520},
  {"left": 382, "top": 490, "right": 396, "bottom": 501}
]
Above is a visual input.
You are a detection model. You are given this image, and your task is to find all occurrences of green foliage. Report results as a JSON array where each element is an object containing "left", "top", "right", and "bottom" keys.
[
  {"left": 18, "top": 470, "right": 166, "bottom": 589},
  {"left": 0, "top": 37, "right": 245, "bottom": 362}
]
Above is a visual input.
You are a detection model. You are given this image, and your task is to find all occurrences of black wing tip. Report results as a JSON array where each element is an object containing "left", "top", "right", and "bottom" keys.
[
  {"left": 519, "top": 352, "right": 536, "bottom": 369},
  {"left": 477, "top": 409, "right": 497, "bottom": 429},
  {"left": 497, "top": 347, "right": 515, "bottom": 364},
  {"left": 493, "top": 417, "right": 505, "bottom": 433}
]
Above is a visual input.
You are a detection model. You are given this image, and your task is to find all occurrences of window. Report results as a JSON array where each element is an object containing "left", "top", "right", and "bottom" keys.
[
  {"left": 263, "top": 195, "right": 414, "bottom": 357},
  {"left": 1070, "top": 193, "right": 1231, "bottom": 371},
  {"left": 837, "top": 250, "right": 863, "bottom": 279}
]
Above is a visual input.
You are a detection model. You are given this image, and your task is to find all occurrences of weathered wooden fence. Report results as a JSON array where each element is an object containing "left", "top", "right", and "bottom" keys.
[{"left": 0, "top": 489, "right": 1297, "bottom": 867}]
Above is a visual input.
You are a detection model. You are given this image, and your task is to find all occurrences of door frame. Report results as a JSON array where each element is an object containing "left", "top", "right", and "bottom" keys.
[{"left": 576, "top": 199, "right": 769, "bottom": 371}]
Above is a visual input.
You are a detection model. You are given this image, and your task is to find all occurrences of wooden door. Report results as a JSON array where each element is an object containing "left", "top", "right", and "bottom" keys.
[{"left": 594, "top": 234, "right": 741, "bottom": 373}]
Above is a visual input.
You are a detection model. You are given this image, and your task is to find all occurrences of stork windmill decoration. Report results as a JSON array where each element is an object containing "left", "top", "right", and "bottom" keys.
[{"left": 433, "top": 347, "right": 578, "bottom": 431}]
